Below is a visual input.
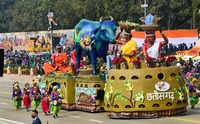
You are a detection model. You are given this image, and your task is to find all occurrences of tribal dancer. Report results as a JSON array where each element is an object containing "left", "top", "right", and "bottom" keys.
[
  {"left": 12, "top": 83, "right": 23, "bottom": 110},
  {"left": 51, "top": 86, "right": 62, "bottom": 118},
  {"left": 41, "top": 87, "right": 50, "bottom": 115},
  {"left": 31, "top": 80, "right": 41, "bottom": 110},
  {"left": 189, "top": 78, "right": 199, "bottom": 109},
  {"left": 23, "top": 83, "right": 31, "bottom": 111}
]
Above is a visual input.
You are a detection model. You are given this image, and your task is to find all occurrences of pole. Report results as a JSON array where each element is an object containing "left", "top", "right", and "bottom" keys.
[
  {"left": 48, "top": 11, "right": 54, "bottom": 54},
  {"left": 51, "top": 28, "right": 53, "bottom": 54},
  {"left": 144, "top": 0, "right": 147, "bottom": 17}
]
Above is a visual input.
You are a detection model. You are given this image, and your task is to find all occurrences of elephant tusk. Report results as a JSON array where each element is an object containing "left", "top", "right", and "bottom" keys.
[
  {"left": 99, "top": 17, "right": 103, "bottom": 22},
  {"left": 109, "top": 16, "right": 114, "bottom": 21}
]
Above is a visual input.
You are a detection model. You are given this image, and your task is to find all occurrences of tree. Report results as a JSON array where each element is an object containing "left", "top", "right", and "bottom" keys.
[{"left": 0, "top": 0, "right": 200, "bottom": 33}]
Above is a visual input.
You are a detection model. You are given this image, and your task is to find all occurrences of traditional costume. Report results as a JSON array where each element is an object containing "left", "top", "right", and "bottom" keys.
[
  {"left": 189, "top": 78, "right": 199, "bottom": 109},
  {"left": 41, "top": 88, "right": 50, "bottom": 115},
  {"left": 121, "top": 39, "right": 138, "bottom": 63},
  {"left": 12, "top": 83, "right": 23, "bottom": 110},
  {"left": 50, "top": 86, "right": 62, "bottom": 118},
  {"left": 44, "top": 46, "right": 72, "bottom": 75},
  {"left": 31, "top": 81, "right": 41, "bottom": 110},
  {"left": 142, "top": 32, "right": 161, "bottom": 59},
  {"left": 23, "top": 83, "right": 31, "bottom": 111}
]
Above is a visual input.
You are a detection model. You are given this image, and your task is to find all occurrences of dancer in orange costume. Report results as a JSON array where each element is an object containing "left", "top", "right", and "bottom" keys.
[{"left": 44, "top": 46, "right": 72, "bottom": 75}]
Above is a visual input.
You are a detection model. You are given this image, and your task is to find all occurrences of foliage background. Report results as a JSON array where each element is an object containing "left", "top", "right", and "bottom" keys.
[{"left": 1, "top": 0, "right": 200, "bottom": 33}]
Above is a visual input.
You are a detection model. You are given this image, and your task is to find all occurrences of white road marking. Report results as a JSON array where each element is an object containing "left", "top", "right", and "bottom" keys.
[
  {"left": 0, "top": 118, "right": 25, "bottom": 124},
  {"left": 89, "top": 119, "right": 104, "bottom": 123},
  {"left": 0, "top": 121, "right": 11, "bottom": 124},
  {"left": 70, "top": 116, "right": 81, "bottom": 119},
  {"left": 0, "top": 102, "right": 8, "bottom": 105}
]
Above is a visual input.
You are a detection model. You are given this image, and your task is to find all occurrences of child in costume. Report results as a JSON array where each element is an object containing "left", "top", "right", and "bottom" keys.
[
  {"left": 12, "top": 83, "right": 23, "bottom": 110},
  {"left": 51, "top": 86, "right": 62, "bottom": 118},
  {"left": 31, "top": 80, "right": 41, "bottom": 110},
  {"left": 41, "top": 87, "right": 50, "bottom": 115},
  {"left": 23, "top": 83, "right": 31, "bottom": 111}
]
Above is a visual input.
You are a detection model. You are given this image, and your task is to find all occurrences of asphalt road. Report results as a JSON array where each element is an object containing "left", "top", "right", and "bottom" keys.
[{"left": 0, "top": 74, "right": 200, "bottom": 124}]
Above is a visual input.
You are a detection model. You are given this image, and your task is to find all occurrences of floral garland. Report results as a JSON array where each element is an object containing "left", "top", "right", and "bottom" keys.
[
  {"left": 112, "top": 56, "right": 125, "bottom": 64},
  {"left": 80, "top": 37, "right": 94, "bottom": 50}
]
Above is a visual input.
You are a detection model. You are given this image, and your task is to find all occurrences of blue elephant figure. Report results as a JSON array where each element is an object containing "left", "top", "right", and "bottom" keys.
[{"left": 74, "top": 18, "right": 117, "bottom": 75}]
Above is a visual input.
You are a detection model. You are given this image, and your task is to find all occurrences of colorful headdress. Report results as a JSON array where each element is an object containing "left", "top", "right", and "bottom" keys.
[
  {"left": 53, "top": 86, "right": 57, "bottom": 91},
  {"left": 14, "top": 81, "right": 19, "bottom": 85},
  {"left": 191, "top": 78, "right": 197, "bottom": 83},
  {"left": 14, "top": 83, "right": 19, "bottom": 89},
  {"left": 32, "top": 80, "right": 37, "bottom": 85}
]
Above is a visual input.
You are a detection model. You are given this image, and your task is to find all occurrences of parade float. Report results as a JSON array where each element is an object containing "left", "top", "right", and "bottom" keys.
[
  {"left": 104, "top": 14, "right": 187, "bottom": 118},
  {"left": 42, "top": 72, "right": 76, "bottom": 110},
  {"left": 105, "top": 65, "right": 187, "bottom": 118},
  {"left": 42, "top": 15, "right": 188, "bottom": 119},
  {"left": 43, "top": 70, "right": 105, "bottom": 112}
]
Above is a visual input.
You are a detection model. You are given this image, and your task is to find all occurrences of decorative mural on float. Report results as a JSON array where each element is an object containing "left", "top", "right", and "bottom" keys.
[
  {"left": 0, "top": 30, "right": 74, "bottom": 52},
  {"left": 75, "top": 88, "right": 97, "bottom": 105}
]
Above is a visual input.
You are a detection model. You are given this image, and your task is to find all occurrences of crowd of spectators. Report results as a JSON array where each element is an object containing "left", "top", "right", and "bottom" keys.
[
  {"left": 162, "top": 42, "right": 196, "bottom": 55},
  {"left": 5, "top": 50, "right": 51, "bottom": 74}
]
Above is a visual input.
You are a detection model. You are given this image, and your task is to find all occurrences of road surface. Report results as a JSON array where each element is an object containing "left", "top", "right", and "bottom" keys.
[{"left": 0, "top": 74, "right": 200, "bottom": 124}]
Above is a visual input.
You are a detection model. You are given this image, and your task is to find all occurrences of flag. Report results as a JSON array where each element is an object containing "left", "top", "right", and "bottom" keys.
[
  {"left": 132, "top": 29, "right": 198, "bottom": 48},
  {"left": 48, "top": 17, "right": 57, "bottom": 26}
]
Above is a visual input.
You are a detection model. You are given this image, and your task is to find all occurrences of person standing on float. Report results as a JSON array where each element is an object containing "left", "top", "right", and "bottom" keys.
[
  {"left": 142, "top": 28, "right": 168, "bottom": 61},
  {"left": 121, "top": 31, "right": 138, "bottom": 64}
]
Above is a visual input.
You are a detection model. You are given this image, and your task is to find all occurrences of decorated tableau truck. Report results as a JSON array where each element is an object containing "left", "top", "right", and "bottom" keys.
[{"left": 42, "top": 16, "right": 188, "bottom": 119}]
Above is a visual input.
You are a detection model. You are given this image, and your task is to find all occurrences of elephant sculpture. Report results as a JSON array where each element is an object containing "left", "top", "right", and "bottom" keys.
[{"left": 74, "top": 17, "right": 117, "bottom": 75}]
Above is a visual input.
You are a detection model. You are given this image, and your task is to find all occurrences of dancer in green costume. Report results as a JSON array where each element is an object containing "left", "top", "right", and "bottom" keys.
[
  {"left": 50, "top": 86, "right": 62, "bottom": 118},
  {"left": 12, "top": 82, "right": 23, "bottom": 110},
  {"left": 189, "top": 79, "right": 199, "bottom": 109},
  {"left": 31, "top": 80, "right": 41, "bottom": 110}
]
